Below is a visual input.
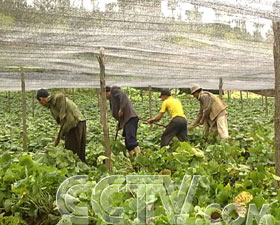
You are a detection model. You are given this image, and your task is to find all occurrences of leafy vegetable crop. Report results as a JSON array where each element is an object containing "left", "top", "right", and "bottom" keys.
[{"left": 0, "top": 89, "right": 278, "bottom": 225}]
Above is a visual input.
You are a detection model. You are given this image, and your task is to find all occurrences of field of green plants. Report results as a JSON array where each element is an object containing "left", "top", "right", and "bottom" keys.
[{"left": 0, "top": 89, "right": 279, "bottom": 225}]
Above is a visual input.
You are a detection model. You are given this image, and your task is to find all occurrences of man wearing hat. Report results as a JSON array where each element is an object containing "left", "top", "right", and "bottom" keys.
[
  {"left": 36, "top": 89, "right": 87, "bottom": 162},
  {"left": 147, "top": 90, "right": 188, "bottom": 147},
  {"left": 189, "top": 85, "right": 229, "bottom": 139},
  {"left": 106, "top": 86, "right": 140, "bottom": 157}
]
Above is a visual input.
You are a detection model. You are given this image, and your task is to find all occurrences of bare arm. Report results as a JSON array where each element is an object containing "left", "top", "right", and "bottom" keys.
[{"left": 147, "top": 112, "right": 164, "bottom": 123}]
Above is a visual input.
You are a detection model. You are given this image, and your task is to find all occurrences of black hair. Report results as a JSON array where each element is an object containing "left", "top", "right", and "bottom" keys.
[
  {"left": 106, "top": 86, "right": 111, "bottom": 92},
  {"left": 36, "top": 89, "right": 49, "bottom": 100},
  {"left": 160, "top": 90, "right": 171, "bottom": 97}
]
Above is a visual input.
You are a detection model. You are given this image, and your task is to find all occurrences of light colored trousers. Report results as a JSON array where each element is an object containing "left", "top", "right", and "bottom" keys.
[{"left": 203, "top": 115, "right": 229, "bottom": 139}]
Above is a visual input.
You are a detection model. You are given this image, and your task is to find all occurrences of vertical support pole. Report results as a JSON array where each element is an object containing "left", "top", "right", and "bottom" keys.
[
  {"left": 140, "top": 89, "right": 143, "bottom": 102},
  {"left": 97, "top": 48, "right": 112, "bottom": 171},
  {"left": 265, "top": 96, "right": 268, "bottom": 116},
  {"left": 227, "top": 90, "right": 230, "bottom": 102},
  {"left": 32, "top": 91, "right": 35, "bottom": 117},
  {"left": 72, "top": 88, "right": 75, "bottom": 102},
  {"left": 149, "top": 86, "right": 152, "bottom": 119},
  {"left": 246, "top": 91, "right": 249, "bottom": 99},
  {"left": 262, "top": 95, "right": 264, "bottom": 105},
  {"left": 219, "top": 78, "right": 223, "bottom": 100},
  {"left": 240, "top": 91, "right": 243, "bottom": 111},
  {"left": 126, "top": 87, "right": 130, "bottom": 101},
  {"left": 273, "top": 20, "right": 280, "bottom": 177},
  {"left": 20, "top": 68, "right": 27, "bottom": 151},
  {"left": 8, "top": 91, "right": 11, "bottom": 113}
]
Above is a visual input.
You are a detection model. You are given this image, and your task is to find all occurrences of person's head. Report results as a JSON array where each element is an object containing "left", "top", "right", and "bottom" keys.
[
  {"left": 159, "top": 90, "right": 171, "bottom": 101},
  {"left": 36, "top": 89, "right": 50, "bottom": 107},
  {"left": 105, "top": 86, "right": 111, "bottom": 100},
  {"left": 190, "top": 85, "right": 202, "bottom": 99}
]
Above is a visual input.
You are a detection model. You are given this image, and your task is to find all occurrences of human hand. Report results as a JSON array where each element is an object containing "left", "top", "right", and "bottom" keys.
[{"left": 188, "top": 125, "right": 195, "bottom": 131}]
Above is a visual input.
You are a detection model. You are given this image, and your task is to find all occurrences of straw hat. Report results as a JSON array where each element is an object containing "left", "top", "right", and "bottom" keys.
[{"left": 190, "top": 85, "right": 202, "bottom": 94}]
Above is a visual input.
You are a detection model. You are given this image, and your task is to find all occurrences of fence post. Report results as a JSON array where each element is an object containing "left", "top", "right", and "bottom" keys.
[
  {"left": 219, "top": 78, "right": 223, "bottom": 99},
  {"left": 20, "top": 68, "right": 27, "bottom": 151},
  {"left": 97, "top": 48, "right": 112, "bottom": 171}
]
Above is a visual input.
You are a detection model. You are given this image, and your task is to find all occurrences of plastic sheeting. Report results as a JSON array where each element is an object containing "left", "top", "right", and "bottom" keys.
[{"left": 0, "top": 0, "right": 278, "bottom": 90}]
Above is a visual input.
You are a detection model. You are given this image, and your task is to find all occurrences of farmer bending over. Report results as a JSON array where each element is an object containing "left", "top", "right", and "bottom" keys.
[
  {"left": 36, "top": 89, "right": 87, "bottom": 162},
  {"left": 148, "top": 90, "right": 188, "bottom": 147},
  {"left": 106, "top": 86, "right": 140, "bottom": 157},
  {"left": 188, "top": 85, "right": 229, "bottom": 139}
]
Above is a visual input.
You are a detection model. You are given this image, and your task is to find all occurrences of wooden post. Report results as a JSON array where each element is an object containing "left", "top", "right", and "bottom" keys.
[
  {"left": 273, "top": 20, "right": 280, "bottom": 177},
  {"left": 20, "top": 68, "right": 27, "bottom": 151},
  {"left": 227, "top": 90, "right": 231, "bottom": 102},
  {"left": 262, "top": 95, "right": 264, "bottom": 105},
  {"left": 97, "top": 48, "right": 112, "bottom": 171},
  {"left": 8, "top": 91, "right": 11, "bottom": 113},
  {"left": 148, "top": 86, "right": 152, "bottom": 118},
  {"left": 32, "top": 91, "right": 35, "bottom": 117},
  {"left": 246, "top": 91, "right": 249, "bottom": 99},
  {"left": 240, "top": 91, "right": 243, "bottom": 111},
  {"left": 265, "top": 96, "right": 268, "bottom": 116},
  {"left": 219, "top": 78, "right": 223, "bottom": 100},
  {"left": 140, "top": 89, "right": 143, "bottom": 102},
  {"left": 72, "top": 88, "right": 75, "bottom": 102}
]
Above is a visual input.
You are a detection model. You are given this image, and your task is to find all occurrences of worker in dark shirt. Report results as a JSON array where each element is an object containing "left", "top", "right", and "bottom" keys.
[{"left": 106, "top": 86, "right": 140, "bottom": 157}]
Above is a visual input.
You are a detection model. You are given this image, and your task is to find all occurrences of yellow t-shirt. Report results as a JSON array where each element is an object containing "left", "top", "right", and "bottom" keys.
[{"left": 160, "top": 96, "right": 186, "bottom": 119}]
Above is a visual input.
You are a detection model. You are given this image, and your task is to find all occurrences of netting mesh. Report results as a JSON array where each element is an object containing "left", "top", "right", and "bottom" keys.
[{"left": 0, "top": 0, "right": 279, "bottom": 90}]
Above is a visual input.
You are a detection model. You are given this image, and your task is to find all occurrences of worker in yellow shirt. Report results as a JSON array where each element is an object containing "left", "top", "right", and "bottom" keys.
[{"left": 147, "top": 90, "right": 188, "bottom": 147}]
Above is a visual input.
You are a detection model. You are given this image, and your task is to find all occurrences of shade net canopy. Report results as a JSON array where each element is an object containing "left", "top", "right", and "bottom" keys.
[{"left": 0, "top": 0, "right": 279, "bottom": 91}]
